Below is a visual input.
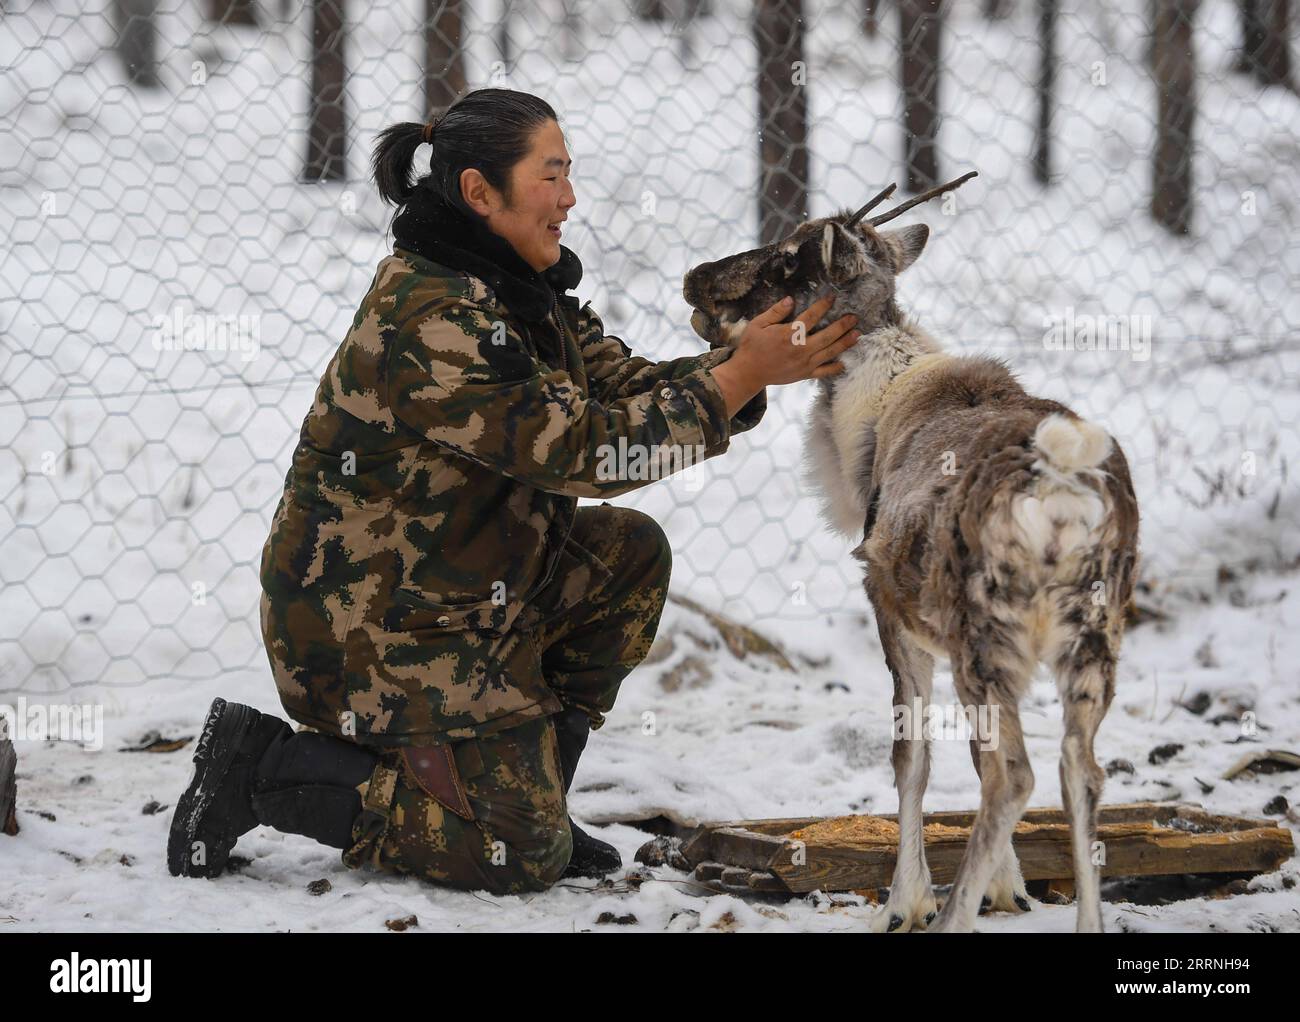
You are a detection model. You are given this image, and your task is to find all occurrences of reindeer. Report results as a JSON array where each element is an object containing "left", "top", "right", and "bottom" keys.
[{"left": 683, "top": 175, "right": 1140, "bottom": 933}]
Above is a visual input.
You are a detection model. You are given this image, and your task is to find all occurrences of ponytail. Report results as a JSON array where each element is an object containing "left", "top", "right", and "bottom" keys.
[
  {"left": 370, "top": 89, "right": 558, "bottom": 216},
  {"left": 370, "top": 121, "right": 429, "bottom": 206}
]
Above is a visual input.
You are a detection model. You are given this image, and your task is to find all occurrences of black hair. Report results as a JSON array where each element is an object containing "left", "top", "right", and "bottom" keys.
[{"left": 370, "top": 88, "right": 558, "bottom": 217}]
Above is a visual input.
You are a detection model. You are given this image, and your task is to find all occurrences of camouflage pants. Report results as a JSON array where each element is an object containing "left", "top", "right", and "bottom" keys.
[{"left": 340, "top": 504, "right": 671, "bottom": 895}]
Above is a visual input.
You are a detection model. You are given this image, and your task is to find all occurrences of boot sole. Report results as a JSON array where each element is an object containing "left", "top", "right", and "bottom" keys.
[{"left": 167, "top": 697, "right": 252, "bottom": 878}]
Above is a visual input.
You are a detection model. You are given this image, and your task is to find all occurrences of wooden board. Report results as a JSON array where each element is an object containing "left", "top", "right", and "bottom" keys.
[{"left": 682, "top": 802, "right": 1295, "bottom": 895}]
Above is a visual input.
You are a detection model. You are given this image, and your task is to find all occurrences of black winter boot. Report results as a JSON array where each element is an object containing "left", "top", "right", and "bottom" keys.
[
  {"left": 168, "top": 698, "right": 290, "bottom": 878},
  {"left": 248, "top": 718, "right": 378, "bottom": 849},
  {"left": 552, "top": 706, "right": 622, "bottom": 879},
  {"left": 168, "top": 698, "right": 377, "bottom": 879}
]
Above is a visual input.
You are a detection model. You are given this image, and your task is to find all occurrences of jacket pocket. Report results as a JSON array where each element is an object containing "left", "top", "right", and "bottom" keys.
[
  {"left": 393, "top": 587, "right": 525, "bottom": 635},
  {"left": 348, "top": 599, "right": 560, "bottom": 739},
  {"left": 566, "top": 535, "right": 615, "bottom": 590},
  {"left": 518, "top": 533, "right": 615, "bottom": 631}
]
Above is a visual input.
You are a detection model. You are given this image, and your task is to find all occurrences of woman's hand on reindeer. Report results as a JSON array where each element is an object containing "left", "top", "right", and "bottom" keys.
[{"left": 735, "top": 293, "right": 860, "bottom": 386}]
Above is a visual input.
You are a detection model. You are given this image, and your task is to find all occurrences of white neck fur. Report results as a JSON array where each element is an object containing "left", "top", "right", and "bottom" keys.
[{"left": 802, "top": 319, "right": 947, "bottom": 538}]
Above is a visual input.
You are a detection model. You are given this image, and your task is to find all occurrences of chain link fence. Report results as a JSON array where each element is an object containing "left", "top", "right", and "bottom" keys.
[{"left": 2, "top": 0, "right": 1298, "bottom": 701}]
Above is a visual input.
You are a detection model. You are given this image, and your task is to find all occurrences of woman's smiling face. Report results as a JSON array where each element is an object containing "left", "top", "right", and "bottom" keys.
[{"left": 460, "top": 118, "right": 576, "bottom": 274}]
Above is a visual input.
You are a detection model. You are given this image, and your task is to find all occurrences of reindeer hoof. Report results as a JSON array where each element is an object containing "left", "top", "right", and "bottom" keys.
[
  {"left": 978, "top": 895, "right": 991, "bottom": 914},
  {"left": 887, "top": 914, "right": 905, "bottom": 932},
  {"left": 924, "top": 911, "right": 937, "bottom": 926},
  {"left": 1014, "top": 894, "right": 1032, "bottom": 912}
]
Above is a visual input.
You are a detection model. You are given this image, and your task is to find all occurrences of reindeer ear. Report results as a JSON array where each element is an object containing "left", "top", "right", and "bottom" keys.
[
  {"left": 821, "top": 223, "right": 836, "bottom": 270},
  {"left": 880, "top": 224, "right": 930, "bottom": 274},
  {"left": 822, "top": 222, "right": 863, "bottom": 283}
]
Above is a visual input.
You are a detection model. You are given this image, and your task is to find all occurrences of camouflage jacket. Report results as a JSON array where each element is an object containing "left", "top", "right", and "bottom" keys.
[{"left": 259, "top": 203, "right": 766, "bottom": 746}]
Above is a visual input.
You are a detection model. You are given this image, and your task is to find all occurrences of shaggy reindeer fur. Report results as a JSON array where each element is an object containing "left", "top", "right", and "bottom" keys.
[{"left": 683, "top": 202, "right": 1140, "bottom": 933}]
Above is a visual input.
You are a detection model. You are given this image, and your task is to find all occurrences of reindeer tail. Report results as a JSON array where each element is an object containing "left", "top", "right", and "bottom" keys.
[
  {"left": 1002, "top": 414, "right": 1114, "bottom": 566},
  {"left": 1032, "top": 413, "right": 1112, "bottom": 474}
]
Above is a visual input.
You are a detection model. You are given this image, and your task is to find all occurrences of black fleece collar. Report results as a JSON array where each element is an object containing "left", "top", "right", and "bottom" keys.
[{"left": 390, "top": 183, "right": 582, "bottom": 323}]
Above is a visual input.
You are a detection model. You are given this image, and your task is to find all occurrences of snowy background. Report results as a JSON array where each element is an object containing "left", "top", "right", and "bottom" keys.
[{"left": 1, "top": 0, "right": 1298, "bottom": 931}]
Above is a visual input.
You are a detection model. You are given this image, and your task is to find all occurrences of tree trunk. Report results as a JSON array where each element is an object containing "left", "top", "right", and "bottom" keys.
[
  {"left": 1151, "top": 0, "right": 1199, "bottom": 235},
  {"left": 112, "top": 0, "right": 160, "bottom": 88},
  {"left": 863, "top": 0, "right": 882, "bottom": 38},
  {"left": 899, "top": 0, "right": 942, "bottom": 193},
  {"left": 673, "top": 0, "right": 705, "bottom": 65},
  {"left": 497, "top": 0, "right": 513, "bottom": 74},
  {"left": 1234, "top": 0, "right": 1264, "bottom": 74},
  {"left": 1238, "top": 0, "right": 1293, "bottom": 88},
  {"left": 755, "top": 0, "right": 810, "bottom": 245},
  {"left": 0, "top": 737, "right": 17, "bottom": 836},
  {"left": 560, "top": 0, "right": 584, "bottom": 63},
  {"left": 205, "top": 0, "right": 259, "bottom": 26},
  {"left": 1145, "top": 0, "right": 1157, "bottom": 69},
  {"left": 304, "top": 0, "right": 348, "bottom": 182},
  {"left": 1033, "top": 0, "right": 1056, "bottom": 185},
  {"left": 425, "top": 0, "right": 466, "bottom": 115}
]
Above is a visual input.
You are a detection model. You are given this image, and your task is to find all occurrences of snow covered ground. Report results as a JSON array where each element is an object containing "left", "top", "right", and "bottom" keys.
[
  {"left": 1, "top": 0, "right": 1298, "bottom": 930},
  {"left": 3, "top": 568, "right": 1299, "bottom": 933}
]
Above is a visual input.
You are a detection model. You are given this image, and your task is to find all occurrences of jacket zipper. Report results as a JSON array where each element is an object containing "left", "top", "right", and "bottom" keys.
[
  {"left": 549, "top": 289, "right": 569, "bottom": 377},
  {"left": 507, "top": 289, "right": 575, "bottom": 616}
]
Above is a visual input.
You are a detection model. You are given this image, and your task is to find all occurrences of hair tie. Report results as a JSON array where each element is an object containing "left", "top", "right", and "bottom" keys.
[{"left": 422, "top": 121, "right": 436, "bottom": 144}]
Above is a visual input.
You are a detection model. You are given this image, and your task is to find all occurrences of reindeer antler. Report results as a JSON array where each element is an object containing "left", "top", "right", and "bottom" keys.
[
  {"left": 863, "top": 171, "right": 978, "bottom": 228},
  {"left": 843, "top": 183, "right": 898, "bottom": 227}
]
